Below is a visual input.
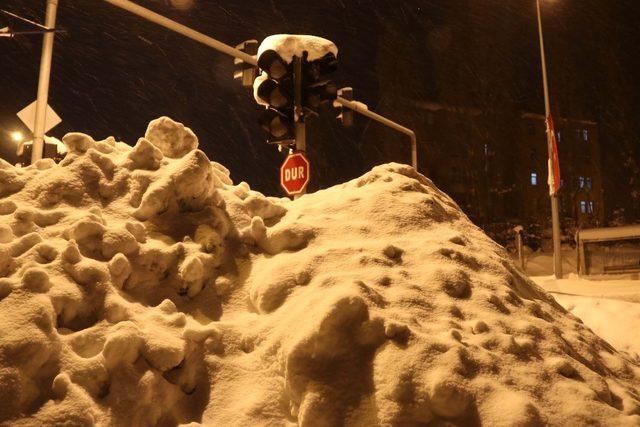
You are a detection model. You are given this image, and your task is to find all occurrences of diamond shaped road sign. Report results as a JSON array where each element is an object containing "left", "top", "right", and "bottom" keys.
[{"left": 17, "top": 100, "right": 62, "bottom": 134}]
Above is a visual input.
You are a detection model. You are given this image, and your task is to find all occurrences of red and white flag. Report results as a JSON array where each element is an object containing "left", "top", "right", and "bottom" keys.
[{"left": 546, "top": 115, "right": 561, "bottom": 196}]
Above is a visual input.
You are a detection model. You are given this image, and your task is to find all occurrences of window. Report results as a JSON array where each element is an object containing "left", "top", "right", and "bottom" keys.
[
  {"left": 557, "top": 131, "right": 562, "bottom": 142},
  {"left": 588, "top": 201, "right": 594, "bottom": 214},
  {"left": 530, "top": 172, "right": 538, "bottom": 186},
  {"left": 580, "top": 201, "right": 587, "bottom": 214},
  {"left": 583, "top": 129, "right": 589, "bottom": 142},
  {"left": 580, "top": 176, "right": 593, "bottom": 190}
]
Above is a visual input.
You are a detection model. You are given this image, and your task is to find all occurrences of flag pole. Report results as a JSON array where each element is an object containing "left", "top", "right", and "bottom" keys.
[{"left": 536, "top": 0, "right": 563, "bottom": 278}]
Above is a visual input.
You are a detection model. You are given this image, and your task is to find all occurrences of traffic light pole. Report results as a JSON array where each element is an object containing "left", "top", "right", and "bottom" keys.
[
  {"left": 102, "top": 0, "right": 257, "bottom": 66},
  {"left": 334, "top": 96, "right": 418, "bottom": 171},
  {"left": 292, "top": 56, "right": 307, "bottom": 198}
]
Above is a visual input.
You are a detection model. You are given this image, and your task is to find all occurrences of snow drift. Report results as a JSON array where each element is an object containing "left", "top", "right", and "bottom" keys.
[{"left": 0, "top": 117, "right": 638, "bottom": 426}]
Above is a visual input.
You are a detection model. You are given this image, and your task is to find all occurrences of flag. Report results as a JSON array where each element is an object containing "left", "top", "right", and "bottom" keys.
[{"left": 546, "top": 114, "right": 561, "bottom": 196}]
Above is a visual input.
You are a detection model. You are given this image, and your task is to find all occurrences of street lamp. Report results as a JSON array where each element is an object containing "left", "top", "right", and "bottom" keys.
[
  {"left": 31, "top": 0, "right": 59, "bottom": 164},
  {"left": 536, "top": 0, "right": 563, "bottom": 278},
  {"left": 10, "top": 131, "right": 24, "bottom": 143}
]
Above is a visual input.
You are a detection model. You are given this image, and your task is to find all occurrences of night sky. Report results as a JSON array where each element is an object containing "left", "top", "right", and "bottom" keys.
[{"left": 1, "top": 0, "right": 639, "bottom": 219}]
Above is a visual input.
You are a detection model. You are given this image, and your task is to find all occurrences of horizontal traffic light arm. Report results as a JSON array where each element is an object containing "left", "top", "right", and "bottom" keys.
[
  {"left": 102, "top": 0, "right": 257, "bottom": 66},
  {"left": 334, "top": 97, "right": 418, "bottom": 171}
]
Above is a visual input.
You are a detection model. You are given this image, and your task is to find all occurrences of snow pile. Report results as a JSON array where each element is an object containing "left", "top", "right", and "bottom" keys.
[{"left": 0, "top": 117, "right": 639, "bottom": 426}]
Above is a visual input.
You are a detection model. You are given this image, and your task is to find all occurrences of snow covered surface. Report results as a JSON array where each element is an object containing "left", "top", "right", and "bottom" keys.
[
  {"left": 16, "top": 136, "right": 68, "bottom": 158},
  {"left": 578, "top": 225, "right": 640, "bottom": 242},
  {"left": 258, "top": 34, "right": 338, "bottom": 64},
  {"left": 532, "top": 274, "right": 640, "bottom": 360},
  {"left": 1, "top": 117, "right": 639, "bottom": 425}
]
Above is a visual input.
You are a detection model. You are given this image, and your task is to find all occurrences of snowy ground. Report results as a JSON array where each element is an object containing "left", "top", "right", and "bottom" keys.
[
  {"left": 1, "top": 118, "right": 639, "bottom": 425},
  {"left": 524, "top": 250, "right": 640, "bottom": 361}
]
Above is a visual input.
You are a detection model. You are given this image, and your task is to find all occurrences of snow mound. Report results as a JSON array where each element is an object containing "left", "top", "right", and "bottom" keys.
[{"left": 0, "top": 117, "right": 639, "bottom": 426}]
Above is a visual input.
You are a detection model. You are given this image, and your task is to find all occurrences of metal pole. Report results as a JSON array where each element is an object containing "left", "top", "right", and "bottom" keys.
[
  {"left": 536, "top": 0, "right": 562, "bottom": 278},
  {"left": 514, "top": 226, "right": 525, "bottom": 271},
  {"left": 31, "top": 0, "right": 58, "bottom": 164},
  {"left": 334, "top": 96, "right": 418, "bottom": 171},
  {"left": 102, "top": 0, "right": 256, "bottom": 66},
  {"left": 293, "top": 56, "right": 306, "bottom": 199}
]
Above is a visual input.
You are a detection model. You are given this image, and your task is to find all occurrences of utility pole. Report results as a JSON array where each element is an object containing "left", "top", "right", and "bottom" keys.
[
  {"left": 536, "top": 0, "right": 563, "bottom": 278},
  {"left": 31, "top": 0, "right": 59, "bottom": 164}
]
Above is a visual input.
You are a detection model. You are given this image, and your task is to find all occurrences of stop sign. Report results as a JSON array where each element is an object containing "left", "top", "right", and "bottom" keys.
[{"left": 280, "top": 152, "right": 310, "bottom": 196}]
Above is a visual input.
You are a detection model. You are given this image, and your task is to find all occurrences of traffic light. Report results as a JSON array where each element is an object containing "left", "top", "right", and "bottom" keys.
[
  {"left": 254, "top": 59, "right": 295, "bottom": 144},
  {"left": 254, "top": 48, "right": 339, "bottom": 145},
  {"left": 335, "top": 87, "right": 354, "bottom": 127},
  {"left": 233, "top": 40, "right": 258, "bottom": 88}
]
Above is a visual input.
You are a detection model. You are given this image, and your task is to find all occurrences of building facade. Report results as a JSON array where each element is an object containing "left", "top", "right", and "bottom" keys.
[{"left": 407, "top": 102, "right": 604, "bottom": 236}]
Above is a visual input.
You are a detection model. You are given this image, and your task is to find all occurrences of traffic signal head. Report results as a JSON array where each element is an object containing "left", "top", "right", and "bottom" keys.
[
  {"left": 305, "top": 80, "right": 338, "bottom": 110},
  {"left": 253, "top": 35, "right": 340, "bottom": 145},
  {"left": 305, "top": 52, "right": 338, "bottom": 81},
  {"left": 257, "top": 49, "right": 289, "bottom": 81},
  {"left": 258, "top": 108, "right": 295, "bottom": 144},
  {"left": 234, "top": 40, "right": 258, "bottom": 88},
  {"left": 335, "top": 87, "right": 354, "bottom": 127}
]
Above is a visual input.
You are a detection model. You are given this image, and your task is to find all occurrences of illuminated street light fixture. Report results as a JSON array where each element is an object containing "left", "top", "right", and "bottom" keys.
[{"left": 10, "top": 131, "right": 24, "bottom": 143}]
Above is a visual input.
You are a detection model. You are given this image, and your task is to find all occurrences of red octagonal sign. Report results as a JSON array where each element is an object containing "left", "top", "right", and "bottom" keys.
[{"left": 280, "top": 152, "right": 310, "bottom": 196}]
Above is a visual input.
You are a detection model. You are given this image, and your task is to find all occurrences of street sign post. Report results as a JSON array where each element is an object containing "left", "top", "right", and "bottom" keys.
[{"left": 280, "top": 152, "right": 310, "bottom": 196}]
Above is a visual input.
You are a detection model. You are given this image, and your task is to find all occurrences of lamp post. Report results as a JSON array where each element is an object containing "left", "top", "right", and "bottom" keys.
[
  {"left": 536, "top": 0, "right": 563, "bottom": 278},
  {"left": 31, "top": 0, "right": 59, "bottom": 164}
]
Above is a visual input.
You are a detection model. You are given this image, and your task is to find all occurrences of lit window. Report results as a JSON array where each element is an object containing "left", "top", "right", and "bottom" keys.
[
  {"left": 586, "top": 177, "right": 592, "bottom": 190},
  {"left": 580, "top": 201, "right": 587, "bottom": 214},
  {"left": 588, "top": 201, "right": 594, "bottom": 214},
  {"left": 583, "top": 129, "right": 589, "bottom": 141},
  {"left": 556, "top": 131, "right": 562, "bottom": 142},
  {"left": 530, "top": 172, "right": 538, "bottom": 185},
  {"left": 579, "top": 176, "right": 585, "bottom": 188}
]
